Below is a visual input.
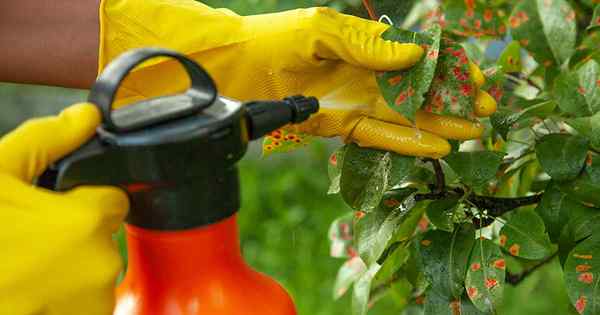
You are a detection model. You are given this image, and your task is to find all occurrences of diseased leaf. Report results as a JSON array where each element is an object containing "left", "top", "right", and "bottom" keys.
[
  {"left": 568, "top": 205, "right": 600, "bottom": 242},
  {"left": 334, "top": 256, "right": 367, "bottom": 299},
  {"left": 328, "top": 146, "right": 346, "bottom": 194},
  {"left": 442, "top": 0, "right": 506, "bottom": 38},
  {"left": 554, "top": 60, "right": 600, "bottom": 117},
  {"left": 445, "top": 151, "right": 505, "bottom": 188},
  {"left": 354, "top": 190, "right": 417, "bottom": 265},
  {"left": 426, "top": 196, "right": 460, "bottom": 232},
  {"left": 420, "top": 225, "right": 476, "bottom": 298},
  {"left": 377, "top": 25, "right": 442, "bottom": 122},
  {"left": 536, "top": 134, "right": 589, "bottom": 181},
  {"left": 510, "top": 0, "right": 576, "bottom": 67},
  {"left": 423, "top": 38, "right": 477, "bottom": 119},
  {"left": 570, "top": 31, "right": 600, "bottom": 68},
  {"left": 424, "top": 290, "right": 488, "bottom": 315},
  {"left": 535, "top": 181, "right": 576, "bottom": 242},
  {"left": 352, "top": 264, "right": 381, "bottom": 315},
  {"left": 498, "top": 41, "right": 522, "bottom": 73},
  {"left": 262, "top": 129, "right": 312, "bottom": 155},
  {"left": 465, "top": 238, "right": 505, "bottom": 313},
  {"left": 564, "top": 234, "right": 600, "bottom": 315},
  {"left": 329, "top": 213, "right": 356, "bottom": 258},
  {"left": 499, "top": 209, "right": 554, "bottom": 260},
  {"left": 491, "top": 100, "right": 557, "bottom": 140}
]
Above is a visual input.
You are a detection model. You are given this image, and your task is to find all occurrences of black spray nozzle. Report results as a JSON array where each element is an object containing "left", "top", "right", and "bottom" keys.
[{"left": 245, "top": 95, "right": 319, "bottom": 140}]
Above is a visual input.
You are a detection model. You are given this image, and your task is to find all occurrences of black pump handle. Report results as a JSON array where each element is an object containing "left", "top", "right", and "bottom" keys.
[{"left": 88, "top": 48, "right": 218, "bottom": 132}]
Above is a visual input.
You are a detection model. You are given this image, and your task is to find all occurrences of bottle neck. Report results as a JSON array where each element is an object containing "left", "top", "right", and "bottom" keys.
[{"left": 123, "top": 214, "right": 245, "bottom": 286}]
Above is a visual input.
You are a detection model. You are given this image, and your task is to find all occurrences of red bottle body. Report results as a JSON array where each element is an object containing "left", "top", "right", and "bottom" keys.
[{"left": 113, "top": 214, "right": 296, "bottom": 315}]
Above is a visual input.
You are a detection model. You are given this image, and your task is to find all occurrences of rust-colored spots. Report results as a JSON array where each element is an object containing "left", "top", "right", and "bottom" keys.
[
  {"left": 273, "top": 141, "right": 281, "bottom": 147},
  {"left": 519, "top": 39, "right": 529, "bottom": 47},
  {"left": 544, "top": 60, "right": 553, "bottom": 67},
  {"left": 471, "top": 262, "right": 482, "bottom": 271},
  {"left": 427, "top": 48, "right": 439, "bottom": 60},
  {"left": 586, "top": 153, "right": 593, "bottom": 166},
  {"left": 578, "top": 86, "right": 587, "bottom": 95},
  {"left": 329, "top": 152, "right": 337, "bottom": 165},
  {"left": 566, "top": 10, "right": 575, "bottom": 22},
  {"left": 576, "top": 295, "right": 587, "bottom": 314},
  {"left": 449, "top": 300, "right": 461, "bottom": 315},
  {"left": 387, "top": 75, "right": 403, "bottom": 86},
  {"left": 340, "top": 223, "right": 352, "bottom": 240},
  {"left": 383, "top": 198, "right": 400, "bottom": 208},
  {"left": 415, "top": 295, "right": 425, "bottom": 305},
  {"left": 484, "top": 9, "right": 493, "bottom": 22},
  {"left": 574, "top": 254, "right": 593, "bottom": 260},
  {"left": 467, "top": 286, "right": 479, "bottom": 299},
  {"left": 509, "top": 244, "right": 520, "bottom": 256},
  {"left": 494, "top": 259, "right": 506, "bottom": 270},
  {"left": 421, "top": 239, "right": 432, "bottom": 247},
  {"left": 499, "top": 234, "right": 508, "bottom": 247},
  {"left": 395, "top": 92, "right": 407, "bottom": 106},
  {"left": 354, "top": 210, "right": 365, "bottom": 220},
  {"left": 346, "top": 246, "right": 358, "bottom": 258},
  {"left": 460, "top": 83, "right": 473, "bottom": 96},
  {"left": 578, "top": 272, "right": 594, "bottom": 284},
  {"left": 418, "top": 216, "right": 430, "bottom": 232},
  {"left": 485, "top": 278, "right": 498, "bottom": 289},
  {"left": 285, "top": 134, "right": 297, "bottom": 141},
  {"left": 597, "top": 79, "right": 600, "bottom": 87},
  {"left": 576, "top": 264, "right": 592, "bottom": 272},
  {"left": 265, "top": 144, "right": 273, "bottom": 151}
]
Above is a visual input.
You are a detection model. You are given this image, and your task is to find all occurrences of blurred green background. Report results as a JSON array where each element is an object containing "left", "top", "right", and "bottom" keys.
[{"left": 0, "top": 1, "right": 574, "bottom": 314}]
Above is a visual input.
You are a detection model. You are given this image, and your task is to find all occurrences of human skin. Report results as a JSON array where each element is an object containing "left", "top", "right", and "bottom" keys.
[{"left": 0, "top": 0, "right": 100, "bottom": 88}]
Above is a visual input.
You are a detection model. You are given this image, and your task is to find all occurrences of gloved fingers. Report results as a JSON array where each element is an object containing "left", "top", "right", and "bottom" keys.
[
  {"left": 0, "top": 103, "right": 100, "bottom": 182},
  {"left": 414, "top": 111, "right": 485, "bottom": 140},
  {"left": 348, "top": 117, "right": 451, "bottom": 158},
  {"left": 474, "top": 90, "right": 497, "bottom": 117},
  {"left": 66, "top": 186, "right": 129, "bottom": 233},
  {"left": 307, "top": 8, "right": 424, "bottom": 71}
]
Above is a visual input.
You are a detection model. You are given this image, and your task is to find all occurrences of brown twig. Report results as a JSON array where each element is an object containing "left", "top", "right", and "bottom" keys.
[
  {"left": 506, "top": 252, "right": 559, "bottom": 285},
  {"left": 362, "top": 0, "right": 378, "bottom": 20}
]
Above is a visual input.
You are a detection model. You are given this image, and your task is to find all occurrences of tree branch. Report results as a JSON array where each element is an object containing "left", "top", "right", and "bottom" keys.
[
  {"left": 361, "top": 0, "right": 378, "bottom": 20},
  {"left": 506, "top": 252, "right": 559, "bottom": 285}
]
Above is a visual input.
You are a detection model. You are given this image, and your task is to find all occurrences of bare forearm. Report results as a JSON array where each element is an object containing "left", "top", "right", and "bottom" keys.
[{"left": 0, "top": 0, "right": 100, "bottom": 88}]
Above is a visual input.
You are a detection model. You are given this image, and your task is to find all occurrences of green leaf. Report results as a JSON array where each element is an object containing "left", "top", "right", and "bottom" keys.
[
  {"left": 426, "top": 196, "right": 460, "bottom": 232},
  {"left": 568, "top": 203, "right": 600, "bottom": 242},
  {"left": 499, "top": 209, "right": 554, "bottom": 260},
  {"left": 423, "top": 37, "right": 477, "bottom": 119},
  {"left": 588, "top": 5, "right": 600, "bottom": 32},
  {"left": 510, "top": 0, "right": 576, "bottom": 66},
  {"left": 420, "top": 225, "right": 476, "bottom": 298},
  {"left": 352, "top": 264, "right": 381, "bottom": 315},
  {"left": 571, "top": 31, "right": 600, "bottom": 68},
  {"left": 564, "top": 234, "right": 600, "bottom": 315},
  {"left": 554, "top": 60, "right": 600, "bottom": 117},
  {"left": 567, "top": 112, "right": 600, "bottom": 152},
  {"left": 535, "top": 181, "right": 576, "bottom": 242},
  {"left": 354, "top": 190, "right": 417, "bottom": 265},
  {"left": 445, "top": 151, "right": 505, "bottom": 188},
  {"left": 560, "top": 171, "right": 600, "bottom": 207},
  {"left": 465, "top": 238, "right": 505, "bottom": 313},
  {"left": 498, "top": 41, "right": 522, "bottom": 73},
  {"left": 377, "top": 25, "right": 442, "bottom": 122},
  {"left": 333, "top": 256, "right": 367, "bottom": 299},
  {"left": 369, "top": 0, "right": 417, "bottom": 26},
  {"left": 329, "top": 213, "right": 355, "bottom": 258},
  {"left": 441, "top": 0, "right": 506, "bottom": 38},
  {"left": 536, "top": 134, "right": 589, "bottom": 181},
  {"left": 373, "top": 245, "right": 410, "bottom": 285},
  {"left": 491, "top": 100, "right": 556, "bottom": 140},
  {"left": 340, "top": 144, "right": 416, "bottom": 212},
  {"left": 328, "top": 146, "right": 346, "bottom": 194}
]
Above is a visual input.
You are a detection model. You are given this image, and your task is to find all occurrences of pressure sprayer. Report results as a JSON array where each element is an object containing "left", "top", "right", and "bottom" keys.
[{"left": 38, "top": 48, "right": 319, "bottom": 314}]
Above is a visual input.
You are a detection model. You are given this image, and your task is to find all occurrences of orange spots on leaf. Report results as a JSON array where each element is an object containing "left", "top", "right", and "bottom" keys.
[
  {"left": 474, "top": 19, "right": 482, "bottom": 29},
  {"left": 578, "top": 86, "right": 587, "bottom": 95},
  {"left": 467, "top": 286, "right": 478, "bottom": 299},
  {"left": 576, "top": 295, "right": 587, "bottom": 314},
  {"left": 509, "top": 244, "right": 520, "bottom": 256},
  {"left": 421, "top": 239, "right": 432, "bottom": 247},
  {"left": 383, "top": 198, "right": 400, "bottom": 207},
  {"left": 285, "top": 134, "right": 297, "bottom": 140},
  {"left": 499, "top": 234, "right": 507, "bottom": 247},
  {"left": 415, "top": 295, "right": 425, "bottom": 305},
  {"left": 418, "top": 216, "right": 430, "bottom": 231},
  {"left": 485, "top": 278, "right": 498, "bottom": 289},
  {"left": 494, "top": 259, "right": 506, "bottom": 270},
  {"left": 388, "top": 75, "right": 403, "bottom": 86},
  {"left": 427, "top": 48, "right": 439, "bottom": 60},
  {"left": 395, "top": 92, "right": 408, "bottom": 106},
  {"left": 449, "top": 300, "right": 461, "bottom": 315},
  {"left": 329, "top": 152, "right": 337, "bottom": 165},
  {"left": 578, "top": 272, "right": 594, "bottom": 284},
  {"left": 484, "top": 9, "right": 493, "bottom": 22},
  {"left": 544, "top": 60, "right": 553, "bottom": 67},
  {"left": 265, "top": 144, "right": 273, "bottom": 151},
  {"left": 597, "top": 79, "right": 600, "bottom": 87},
  {"left": 461, "top": 83, "right": 474, "bottom": 96},
  {"left": 577, "top": 264, "right": 592, "bottom": 272},
  {"left": 340, "top": 223, "right": 352, "bottom": 240},
  {"left": 354, "top": 210, "right": 365, "bottom": 220},
  {"left": 566, "top": 10, "right": 575, "bottom": 22},
  {"left": 517, "top": 11, "right": 529, "bottom": 22},
  {"left": 519, "top": 39, "right": 529, "bottom": 46},
  {"left": 471, "top": 262, "right": 482, "bottom": 271},
  {"left": 346, "top": 246, "right": 358, "bottom": 258},
  {"left": 574, "top": 254, "right": 593, "bottom": 260},
  {"left": 499, "top": 25, "right": 506, "bottom": 34}
]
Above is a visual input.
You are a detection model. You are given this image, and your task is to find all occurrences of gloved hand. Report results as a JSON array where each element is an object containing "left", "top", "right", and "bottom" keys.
[
  {"left": 99, "top": 0, "right": 496, "bottom": 158},
  {"left": 0, "top": 104, "right": 129, "bottom": 315}
]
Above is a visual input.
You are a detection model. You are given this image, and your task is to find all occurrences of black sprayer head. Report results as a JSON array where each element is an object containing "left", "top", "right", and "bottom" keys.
[{"left": 37, "top": 48, "right": 319, "bottom": 230}]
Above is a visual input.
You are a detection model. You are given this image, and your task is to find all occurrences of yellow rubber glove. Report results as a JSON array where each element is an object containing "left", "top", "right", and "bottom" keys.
[
  {"left": 99, "top": 0, "right": 497, "bottom": 158},
  {"left": 0, "top": 104, "right": 129, "bottom": 315}
]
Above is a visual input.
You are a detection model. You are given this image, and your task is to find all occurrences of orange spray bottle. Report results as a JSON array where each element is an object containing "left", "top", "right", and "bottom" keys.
[{"left": 38, "top": 48, "right": 319, "bottom": 315}]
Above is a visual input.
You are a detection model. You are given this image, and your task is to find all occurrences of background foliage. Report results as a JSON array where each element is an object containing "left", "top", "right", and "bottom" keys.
[{"left": 0, "top": 0, "right": 596, "bottom": 315}]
